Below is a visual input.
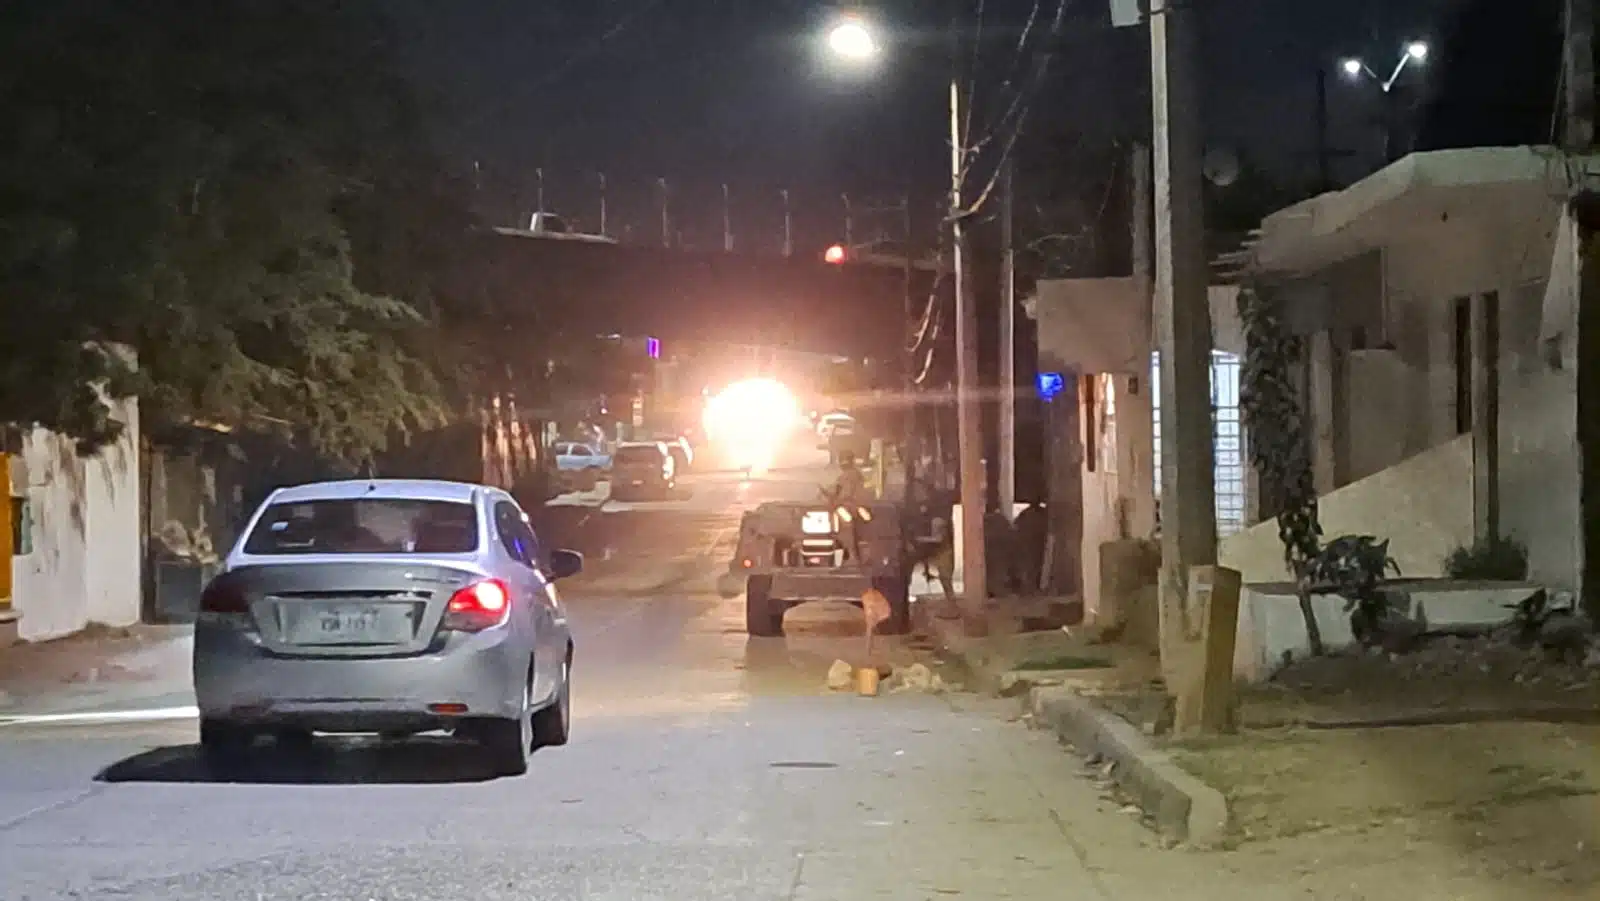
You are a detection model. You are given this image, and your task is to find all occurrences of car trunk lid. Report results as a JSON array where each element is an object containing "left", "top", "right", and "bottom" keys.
[{"left": 223, "top": 560, "right": 484, "bottom": 657}]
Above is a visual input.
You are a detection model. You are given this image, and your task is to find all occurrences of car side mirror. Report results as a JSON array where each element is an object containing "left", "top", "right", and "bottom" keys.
[{"left": 548, "top": 548, "right": 584, "bottom": 580}]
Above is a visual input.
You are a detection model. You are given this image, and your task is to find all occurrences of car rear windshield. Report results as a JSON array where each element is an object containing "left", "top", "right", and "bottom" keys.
[
  {"left": 242, "top": 499, "right": 479, "bottom": 555},
  {"left": 614, "top": 446, "right": 663, "bottom": 465}
]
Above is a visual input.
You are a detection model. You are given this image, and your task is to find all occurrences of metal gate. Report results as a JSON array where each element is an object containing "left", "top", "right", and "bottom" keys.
[{"left": 1150, "top": 351, "right": 1247, "bottom": 537}]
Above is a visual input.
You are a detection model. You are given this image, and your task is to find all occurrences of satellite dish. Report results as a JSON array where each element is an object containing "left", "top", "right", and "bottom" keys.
[{"left": 1203, "top": 146, "right": 1240, "bottom": 187}]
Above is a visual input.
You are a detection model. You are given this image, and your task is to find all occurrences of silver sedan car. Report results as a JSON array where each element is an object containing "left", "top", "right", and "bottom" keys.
[{"left": 193, "top": 478, "right": 580, "bottom": 776}]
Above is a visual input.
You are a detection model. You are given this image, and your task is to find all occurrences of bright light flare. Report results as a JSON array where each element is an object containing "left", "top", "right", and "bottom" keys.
[
  {"left": 703, "top": 378, "right": 801, "bottom": 473},
  {"left": 1340, "top": 57, "right": 1363, "bottom": 77},
  {"left": 827, "top": 18, "right": 878, "bottom": 61},
  {"left": 1405, "top": 41, "right": 1429, "bottom": 61}
]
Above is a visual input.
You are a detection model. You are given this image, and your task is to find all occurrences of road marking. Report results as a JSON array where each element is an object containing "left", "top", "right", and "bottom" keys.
[{"left": 0, "top": 705, "right": 198, "bottom": 728}]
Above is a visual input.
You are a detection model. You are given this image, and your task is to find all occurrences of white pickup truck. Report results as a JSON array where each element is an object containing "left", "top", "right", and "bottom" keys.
[{"left": 554, "top": 442, "right": 610, "bottom": 472}]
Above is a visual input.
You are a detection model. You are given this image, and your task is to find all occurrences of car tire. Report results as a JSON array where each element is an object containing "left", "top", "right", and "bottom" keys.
[
  {"left": 479, "top": 679, "right": 532, "bottom": 777},
  {"left": 872, "top": 576, "right": 912, "bottom": 635},
  {"left": 532, "top": 655, "right": 572, "bottom": 749},
  {"left": 745, "top": 575, "right": 783, "bottom": 637},
  {"left": 199, "top": 718, "right": 254, "bottom": 760}
]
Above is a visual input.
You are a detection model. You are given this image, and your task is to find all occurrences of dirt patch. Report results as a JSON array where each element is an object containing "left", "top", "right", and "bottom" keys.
[
  {"left": 1173, "top": 723, "right": 1600, "bottom": 840},
  {"left": 1242, "top": 635, "right": 1600, "bottom": 727}
]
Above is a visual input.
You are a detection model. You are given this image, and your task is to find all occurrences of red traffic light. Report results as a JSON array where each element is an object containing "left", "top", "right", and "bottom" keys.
[{"left": 823, "top": 244, "right": 846, "bottom": 264}]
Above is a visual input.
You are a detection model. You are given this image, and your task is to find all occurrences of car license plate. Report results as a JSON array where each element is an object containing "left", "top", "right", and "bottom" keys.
[
  {"left": 293, "top": 606, "right": 394, "bottom": 645},
  {"left": 631, "top": 479, "right": 644, "bottom": 486}
]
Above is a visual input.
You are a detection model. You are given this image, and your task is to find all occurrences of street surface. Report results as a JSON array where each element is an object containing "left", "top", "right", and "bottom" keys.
[{"left": 0, "top": 441, "right": 1497, "bottom": 900}]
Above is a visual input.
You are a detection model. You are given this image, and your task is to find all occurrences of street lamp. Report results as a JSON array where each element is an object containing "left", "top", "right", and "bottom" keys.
[
  {"left": 824, "top": 14, "right": 989, "bottom": 634},
  {"left": 1338, "top": 41, "right": 1430, "bottom": 161},
  {"left": 1339, "top": 40, "right": 1429, "bottom": 94},
  {"left": 827, "top": 18, "right": 878, "bottom": 62}
]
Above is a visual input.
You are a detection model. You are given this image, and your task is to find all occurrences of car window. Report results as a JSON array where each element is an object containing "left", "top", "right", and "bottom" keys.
[
  {"left": 242, "top": 499, "right": 478, "bottom": 555},
  {"left": 493, "top": 501, "right": 538, "bottom": 566},
  {"left": 553, "top": 443, "right": 571, "bottom": 455},
  {"left": 613, "top": 445, "right": 663, "bottom": 465}
]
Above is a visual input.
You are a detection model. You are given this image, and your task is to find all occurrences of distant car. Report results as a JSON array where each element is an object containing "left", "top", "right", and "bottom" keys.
[
  {"left": 554, "top": 442, "right": 610, "bottom": 473},
  {"left": 192, "top": 479, "right": 582, "bottom": 776},
  {"left": 609, "top": 442, "right": 676, "bottom": 501}
]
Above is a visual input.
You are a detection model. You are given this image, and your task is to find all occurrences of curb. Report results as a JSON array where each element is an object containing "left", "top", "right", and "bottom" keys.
[
  {"left": 1026, "top": 686, "right": 1230, "bottom": 848},
  {"left": 921, "top": 611, "right": 1230, "bottom": 848}
]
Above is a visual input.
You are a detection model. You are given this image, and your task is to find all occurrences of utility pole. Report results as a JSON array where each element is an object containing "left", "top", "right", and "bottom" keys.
[
  {"left": 722, "top": 184, "right": 734, "bottom": 252},
  {"left": 1149, "top": 0, "right": 1220, "bottom": 731},
  {"left": 658, "top": 178, "right": 671, "bottom": 247},
  {"left": 1565, "top": 0, "right": 1595, "bottom": 151},
  {"left": 903, "top": 195, "right": 918, "bottom": 493},
  {"left": 951, "top": 76, "right": 989, "bottom": 634},
  {"left": 999, "top": 159, "right": 1018, "bottom": 521},
  {"left": 781, "top": 189, "right": 793, "bottom": 257},
  {"left": 598, "top": 173, "right": 609, "bottom": 236}
]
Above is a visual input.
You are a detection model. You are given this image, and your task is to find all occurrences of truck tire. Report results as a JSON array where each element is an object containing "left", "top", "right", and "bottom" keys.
[
  {"left": 872, "top": 576, "right": 912, "bottom": 635},
  {"left": 745, "top": 575, "right": 783, "bottom": 637}
]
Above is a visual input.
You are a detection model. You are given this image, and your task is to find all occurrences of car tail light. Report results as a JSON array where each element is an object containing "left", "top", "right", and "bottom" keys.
[
  {"left": 199, "top": 578, "right": 248, "bottom": 615},
  {"left": 443, "top": 579, "right": 511, "bottom": 632}
]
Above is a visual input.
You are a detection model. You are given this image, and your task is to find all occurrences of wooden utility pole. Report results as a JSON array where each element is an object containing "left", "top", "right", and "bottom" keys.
[
  {"left": 951, "top": 77, "right": 989, "bottom": 635},
  {"left": 1149, "top": 0, "right": 1222, "bottom": 733}
]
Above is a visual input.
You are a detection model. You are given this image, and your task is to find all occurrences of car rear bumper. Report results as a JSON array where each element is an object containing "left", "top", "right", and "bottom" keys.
[{"left": 193, "top": 623, "right": 526, "bottom": 731}]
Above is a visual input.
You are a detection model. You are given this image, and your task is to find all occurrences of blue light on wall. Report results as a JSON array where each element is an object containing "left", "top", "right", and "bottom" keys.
[
  {"left": 646, "top": 337, "right": 661, "bottom": 359},
  {"left": 1036, "top": 371, "right": 1065, "bottom": 401}
]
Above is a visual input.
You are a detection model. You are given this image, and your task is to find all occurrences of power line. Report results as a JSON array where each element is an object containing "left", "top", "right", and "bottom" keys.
[{"left": 956, "top": 0, "right": 1072, "bottom": 219}]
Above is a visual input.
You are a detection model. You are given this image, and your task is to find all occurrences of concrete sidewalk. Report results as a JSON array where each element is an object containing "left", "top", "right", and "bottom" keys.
[{"left": 0, "top": 625, "right": 195, "bottom": 720}]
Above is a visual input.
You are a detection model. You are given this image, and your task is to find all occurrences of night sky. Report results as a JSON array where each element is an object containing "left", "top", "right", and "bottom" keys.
[{"left": 378, "top": 0, "right": 1550, "bottom": 248}]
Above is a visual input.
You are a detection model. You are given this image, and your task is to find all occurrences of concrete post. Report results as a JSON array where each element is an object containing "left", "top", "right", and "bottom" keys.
[{"left": 1150, "top": 0, "right": 1220, "bottom": 734}]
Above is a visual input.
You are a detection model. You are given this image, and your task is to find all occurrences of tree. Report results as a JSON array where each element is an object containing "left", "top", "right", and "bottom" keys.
[{"left": 0, "top": 1, "right": 470, "bottom": 462}]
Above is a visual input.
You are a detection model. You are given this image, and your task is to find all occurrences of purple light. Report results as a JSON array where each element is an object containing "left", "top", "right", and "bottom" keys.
[{"left": 646, "top": 337, "right": 661, "bottom": 359}]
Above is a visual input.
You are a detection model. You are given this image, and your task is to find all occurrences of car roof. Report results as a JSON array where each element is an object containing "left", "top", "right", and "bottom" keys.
[{"left": 268, "top": 479, "right": 485, "bottom": 505}]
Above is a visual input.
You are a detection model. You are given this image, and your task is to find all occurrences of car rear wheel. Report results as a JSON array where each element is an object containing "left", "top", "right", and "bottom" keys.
[
  {"left": 532, "top": 656, "right": 571, "bottom": 749},
  {"left": 477, "top": 679, "right": 532, "bottom": 777},
  {"left": 199, "top": 718, "right": 254, "bottom": 760},
  {"left": 745, "top": 575, "right": 783, "bottom": 637}
]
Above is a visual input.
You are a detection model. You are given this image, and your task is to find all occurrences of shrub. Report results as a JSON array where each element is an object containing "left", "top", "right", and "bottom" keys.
[{"left": 1443, "top": 535, "right": 1529, "bottom": 582}]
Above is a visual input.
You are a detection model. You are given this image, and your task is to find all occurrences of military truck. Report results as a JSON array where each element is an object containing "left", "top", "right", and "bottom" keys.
[{"left": 721, "top": 492, "right": 911, "bottom": 637}]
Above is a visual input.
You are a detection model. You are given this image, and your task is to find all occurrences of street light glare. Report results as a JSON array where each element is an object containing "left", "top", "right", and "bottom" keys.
[
  {"left": 1406, "top": 41, "right": 1429, "bottom": 61},
  {"left": 827, "top": 20, "right": 877, "bottom": 60},
  {"left": 1341, "top": 58, "right": 1362, "bottom": 77}
]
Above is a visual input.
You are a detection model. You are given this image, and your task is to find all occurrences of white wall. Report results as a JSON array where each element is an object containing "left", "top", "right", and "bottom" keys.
[
  {"left": 1220, "top": 434, "right": 1475, "bottom": 585},
  {"left": 11, "top": 393, "right": 142, "bottom": 642}
]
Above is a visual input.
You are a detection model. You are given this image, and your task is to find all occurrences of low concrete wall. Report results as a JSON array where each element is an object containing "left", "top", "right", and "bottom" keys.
[
  {"left": 10, "top": 393, "right": 142, "bottom": 642},
  {"left": 1219, "top": 434, "right": 1475, "bottom": 584},
  {"left": 1233, "top": 579, "right": 1539, "bottom": 682}
]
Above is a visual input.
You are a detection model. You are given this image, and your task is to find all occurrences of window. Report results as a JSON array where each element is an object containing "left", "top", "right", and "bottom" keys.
[
  {"left": 493, "top": 501, "right": 540, "bottom": 566},
  {"left": 242, "top": 499, "right": 479, "bottom": 555},
  {"left": 614, "top": 445, "right": 665, "bottom": 465}
]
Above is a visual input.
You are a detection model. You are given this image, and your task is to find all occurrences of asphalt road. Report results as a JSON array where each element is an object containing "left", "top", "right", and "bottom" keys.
[{"left": 0, "top": 442, "right": 1221, "bottom": 901}]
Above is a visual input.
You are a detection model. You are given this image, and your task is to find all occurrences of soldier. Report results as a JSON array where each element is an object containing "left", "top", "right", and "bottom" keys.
[{"left": 828, "top": 450, "right": 870, "bottom": 561}]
